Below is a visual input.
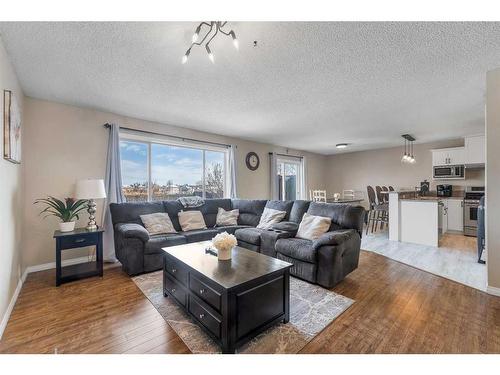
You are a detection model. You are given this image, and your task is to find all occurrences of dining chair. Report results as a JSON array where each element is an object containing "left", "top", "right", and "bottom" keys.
[
  {"left": 310, "top": 190, "right": 327, "bottom": 203},
  {"left": 342, "top": 189, "right": 355, "bottom": 199}
]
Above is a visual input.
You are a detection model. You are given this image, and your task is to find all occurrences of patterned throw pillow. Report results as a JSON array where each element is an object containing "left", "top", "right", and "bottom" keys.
[
  {"left": 216, "top": 207, "right": 240, "bottom": 226},
  {"left": 178, "top": 210, "right": 207, "bottom": 231},
  {"left": 140, "top": 213, "right": 177, "bottom": 235},
  {"left": 256, "top": 207, "right": 287, "bottom": 229},
  {"left": 296, "top": 212, "right": 332, "bottom": 240}
]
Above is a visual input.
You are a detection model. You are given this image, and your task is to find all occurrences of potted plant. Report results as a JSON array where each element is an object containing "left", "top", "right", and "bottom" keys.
[{"left": 34, "top": 196, "right": 88, "bottom": 232}]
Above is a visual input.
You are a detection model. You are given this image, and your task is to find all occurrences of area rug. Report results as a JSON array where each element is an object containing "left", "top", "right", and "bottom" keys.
[{"left": 132, "top": 271, "right": 354, "bottom": 354}]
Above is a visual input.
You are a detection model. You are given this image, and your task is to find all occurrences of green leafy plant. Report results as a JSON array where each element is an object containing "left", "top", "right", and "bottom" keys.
[{"left": 34, "top": 196, "right": 88, "bottom": 222}]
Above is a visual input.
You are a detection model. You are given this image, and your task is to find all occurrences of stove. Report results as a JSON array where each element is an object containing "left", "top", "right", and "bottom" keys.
[{"left": 464, "top": 186, "right": 485, "bottom": 237}]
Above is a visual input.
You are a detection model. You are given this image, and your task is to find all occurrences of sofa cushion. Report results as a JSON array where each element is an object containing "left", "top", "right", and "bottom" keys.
[
  {"left": 275, "top": 238, "right": 316, "bottom": 263},
  {"left": 256, "top": 207, "right": 287, "bottom": 229},
  {"left": 196, "top": 198, "right": 233, "bottom": 228},
  {"left": 182, "top": 229, "right": 219, "bottom": 243},
  {"left": 307, "top": 202, "right": 365, "bottom": 235},
  {"left": 140, "top": 212, "right": 177, "bottom": 235},
  {"left": 178, "top": 210, "right": 207, "bottom": 231},
  {"left": 110, "top": 201, "right": 165, "bottom": 225},
  {"left": 145, "top": 234, "right": 187, "bottom": 254},
  {"left": 296, "top": 212, "right": 332, "bottom": 240},
  {"left": 235, "top": 227, "right": 264, "bottom": 245},
  {"left": 216, "top": 224, "right": 251, "bottom": 235},
  {"left": 232, "top": 199, "right": 267, "bottom": 226},
  {"left": 216, "top": 207, "right": 239, "bottom": 226},
  {"left": 289, "top": 200, "right": 311, "bottom": 223},
  {"left": 264, "top": 200, "right": 294, "bottom": 221},
  {"left": 163, "top": 200, "right": 184, "bottom": 231},
  {"left": 313, "top": 229, "right": 358, "bottom": 250}
]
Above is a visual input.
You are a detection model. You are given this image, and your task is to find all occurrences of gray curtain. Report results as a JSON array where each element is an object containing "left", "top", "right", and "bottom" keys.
[
  {"left": 228, "top": 145, "right": 238, "bottom": 198},
  {"left": 269, "top": 152, "right": 279, "bottom": 200},
  {"left": 102, "top": 123, "right": 125, "bottom": 262}
]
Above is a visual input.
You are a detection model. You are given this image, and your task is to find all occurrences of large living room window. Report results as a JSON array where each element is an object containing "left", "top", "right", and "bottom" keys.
[{"left": 120, "top": 135, "right": 228, "bottom": 202}]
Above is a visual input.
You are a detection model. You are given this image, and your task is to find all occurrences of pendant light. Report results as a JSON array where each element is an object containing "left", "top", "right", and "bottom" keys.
[{"left": 401, "top": 135, "right": 416, "bottom": 164}]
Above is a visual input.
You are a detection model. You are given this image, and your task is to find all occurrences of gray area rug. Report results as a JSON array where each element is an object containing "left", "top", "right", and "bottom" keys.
[{"left": 132, "top": 271, "right": 354, "bottom": 354}]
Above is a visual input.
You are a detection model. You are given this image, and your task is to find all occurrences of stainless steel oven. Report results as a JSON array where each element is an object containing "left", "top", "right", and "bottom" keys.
[
  {"left": 463, "top": 186, "right": 485, "bottom": 237},
  {"left": 433, "top": 165, "right": 465, "bottom": 179}
]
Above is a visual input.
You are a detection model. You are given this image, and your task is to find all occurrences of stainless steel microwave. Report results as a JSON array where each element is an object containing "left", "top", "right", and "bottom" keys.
[{"left": 433, "top": 165, "right": 465, "bottom": 179}]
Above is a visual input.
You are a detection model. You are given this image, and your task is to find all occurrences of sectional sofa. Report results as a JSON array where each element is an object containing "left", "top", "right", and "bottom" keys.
[{"left": 110, "top": 199, "right": 365, "bottom": 288}]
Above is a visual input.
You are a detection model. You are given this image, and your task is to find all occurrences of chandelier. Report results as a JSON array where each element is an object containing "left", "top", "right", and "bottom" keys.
[
  {"left": 401, "top": 134, "right": 416, "bottom": 164},
  {"left": 182, "top": 22, "right": 239, "bottom": 64}
]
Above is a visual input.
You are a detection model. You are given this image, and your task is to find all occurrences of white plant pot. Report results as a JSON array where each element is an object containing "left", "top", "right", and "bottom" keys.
[
  {"left": 59, "top": 221, "right": 76, "bottom": 232},
  {"left": 217, "top": 247, "right": 233, "bottom": 261}
]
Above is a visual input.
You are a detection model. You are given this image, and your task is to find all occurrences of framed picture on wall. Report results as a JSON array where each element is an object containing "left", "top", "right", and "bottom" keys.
[{"left": 3, "top": 89, "right": 21, "bottom": 164}]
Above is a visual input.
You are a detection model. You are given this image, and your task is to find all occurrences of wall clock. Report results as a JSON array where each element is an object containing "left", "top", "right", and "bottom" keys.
[{"left": 245, "top": 152, "right": 260, "bottom": 171}]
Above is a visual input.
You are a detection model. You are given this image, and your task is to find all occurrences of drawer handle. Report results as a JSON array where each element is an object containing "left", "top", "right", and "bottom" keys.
[
  {"left": 199, "top": 313, "right": 205, "bottom": 319},
  {"left": 75, "top": 238, "right": 86, "bottom": 243},
  {"left": 199, "top": 288, "right": 205, "bottom": 294},
  {"left": 171, "top": 288, "right": 176, "bottom": 293},
  {"left": 171, "top": 268, "right": 177, "bottom": 273}
]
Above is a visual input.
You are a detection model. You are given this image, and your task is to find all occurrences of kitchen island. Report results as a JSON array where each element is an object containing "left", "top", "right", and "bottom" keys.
[{"left": 388, "top": 192, "right": 441, "bottom": 247}]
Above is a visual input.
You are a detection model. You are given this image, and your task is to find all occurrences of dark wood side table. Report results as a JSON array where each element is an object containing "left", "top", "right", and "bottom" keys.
[{"left": 53, "top": 228, "right": 104, "bottom": 286}]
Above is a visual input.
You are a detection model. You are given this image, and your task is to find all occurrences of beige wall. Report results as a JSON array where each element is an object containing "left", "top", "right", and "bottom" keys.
[
  {"left": 0, "top": 37, "right": 24, "bottom": 327},
  {"left": 325, "top": 139, "right": 485, "bottom": 209},
  {"left": 486, "top": 68, "right": 500, "bottom": 289},
  {"left": 22, "top": 98, "right": 327, "bottom": 267}
]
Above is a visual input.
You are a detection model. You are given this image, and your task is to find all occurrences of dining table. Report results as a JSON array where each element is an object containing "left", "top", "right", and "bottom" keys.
[{"left": 326, "top": 198, "right": 364, "bottom": 204}]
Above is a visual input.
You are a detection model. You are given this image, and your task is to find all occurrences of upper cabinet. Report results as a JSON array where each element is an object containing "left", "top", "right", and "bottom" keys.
[
  {"left": 431, "top": 135, "right": 485, "bottom": 167},
  {"left": 465, "top": 135, "right": 485, "bottom": 165},
  {"left": 432, "top": 147, "right": 465, "bottom": 166}
]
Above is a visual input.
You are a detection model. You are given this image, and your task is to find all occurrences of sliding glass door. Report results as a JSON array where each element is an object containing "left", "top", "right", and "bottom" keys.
[{"left": 276, "top": 157, "right": 304, "bottom": 201}]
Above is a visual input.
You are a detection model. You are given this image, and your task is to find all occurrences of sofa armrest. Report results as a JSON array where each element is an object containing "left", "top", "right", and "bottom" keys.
[
  {"left": 313, "top": 229, "right": 357, "bottom": 250},
  {"left": 271, "top": 221, "right": 299, "bottom": 233},
  {"left": 115, "top": 223, "right": 150, "bottom": 242}
]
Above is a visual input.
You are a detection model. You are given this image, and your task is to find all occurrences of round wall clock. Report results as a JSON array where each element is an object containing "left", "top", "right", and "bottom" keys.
[{"left": 245, "top": 152, "right": 260, "bottom": 171}]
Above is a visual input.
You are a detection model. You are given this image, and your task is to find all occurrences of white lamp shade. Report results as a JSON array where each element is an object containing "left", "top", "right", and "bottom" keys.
[{"left": 75, "top": 179, "right": 106, "bottom": 199}]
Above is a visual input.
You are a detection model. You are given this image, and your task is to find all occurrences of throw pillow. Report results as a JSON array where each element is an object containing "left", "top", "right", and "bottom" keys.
[
  {"left": 256, "top": 207, "right": 287, "bottom": 229},
  {"left": 178, "top": 210, "right": 207, "bottom": 231},
  {"left": 216, "top": 207, "right": 239, "bottom": 226},
  {"left": 296, "top": 212, "right": 332, "bottom": 241},
  {"left": 140, "top": 212, "right": 177, "bottom": 235}
]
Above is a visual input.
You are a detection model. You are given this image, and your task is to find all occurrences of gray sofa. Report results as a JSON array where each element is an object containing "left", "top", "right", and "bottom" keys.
[{"left": 109, "top": 198, "right": 365, "bottom": 288}]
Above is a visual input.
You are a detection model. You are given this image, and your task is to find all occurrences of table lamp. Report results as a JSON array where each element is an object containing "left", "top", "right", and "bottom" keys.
[{"left": 75, "top": 179, "right": 107, "bottom": 231}]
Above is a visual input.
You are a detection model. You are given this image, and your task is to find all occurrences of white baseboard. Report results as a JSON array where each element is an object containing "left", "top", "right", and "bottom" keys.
[
  {"left": 25, "top": 256, "right": 90, "bottom": 274},
  {"left": 487, "top": 285, "right": 500, "bottom": 297},
  {"left": 0, "top": 256, "right": 91, "bottom": 340},
  {"left": 0, "top": 268, "right": 28, "bottom": 340}
]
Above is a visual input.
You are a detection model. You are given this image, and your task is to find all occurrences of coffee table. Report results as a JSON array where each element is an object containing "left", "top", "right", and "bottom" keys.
[{"left": 162, "top": 241, "right": 293, "bottom": 353}]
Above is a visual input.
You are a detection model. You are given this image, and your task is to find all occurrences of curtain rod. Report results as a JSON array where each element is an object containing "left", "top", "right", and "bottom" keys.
[
  {"left": 269, "top": 152, "right": 304, "bottom": 160},
  {"left": 104, "top": 123, "right": 232, "bottom": 149}
]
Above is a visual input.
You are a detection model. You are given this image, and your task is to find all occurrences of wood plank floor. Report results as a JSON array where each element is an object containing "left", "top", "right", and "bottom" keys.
[{"left": 1, "top": 250, "right": 499, "bottom": 354}]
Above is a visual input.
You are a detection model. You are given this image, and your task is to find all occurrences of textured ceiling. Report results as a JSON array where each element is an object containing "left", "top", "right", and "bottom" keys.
[{"left": 0, "top": 22, "right": 499, "bottom": 155}]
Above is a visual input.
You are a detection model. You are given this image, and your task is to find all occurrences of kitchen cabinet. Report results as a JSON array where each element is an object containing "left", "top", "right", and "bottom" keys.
[
  {"left": 446, "top": 198, "right": 464, "bottom": 232},
  {"left": 432, "top": 147, "right": 465, "bottom": 166},
  {"left": 465, "top": 135, "right": 485, "bottom": 165}
]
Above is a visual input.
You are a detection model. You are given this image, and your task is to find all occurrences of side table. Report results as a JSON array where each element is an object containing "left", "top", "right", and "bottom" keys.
[{"left": 53, "top": 228, "right": 104, "bottom": 286}]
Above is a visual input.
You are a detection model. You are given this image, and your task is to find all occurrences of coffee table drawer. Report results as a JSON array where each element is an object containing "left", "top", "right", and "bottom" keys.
[
  {"left": 189, "top": 296, "right": 221, "bottom": 339},
  {"left": 164, "top": 255, "right": 188, "bottom": 286},
  {"left": 190, "top": 274, "right": 221, "bottom": 312},
  {"left": 164, "top": 274, "right": 187, "bottom": 307}
]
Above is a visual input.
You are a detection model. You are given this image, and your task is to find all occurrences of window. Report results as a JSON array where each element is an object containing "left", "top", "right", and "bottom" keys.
[
  {"left": 120, "top": 136, "right": 228, "bottom": 202},
  {"left": 276, "top": 156, "right": 304, "bottom": 201}
]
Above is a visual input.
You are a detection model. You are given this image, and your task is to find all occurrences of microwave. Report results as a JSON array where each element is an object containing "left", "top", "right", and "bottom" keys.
[{"left": 433, "top": 165, "right": 465, "bottom": 179}]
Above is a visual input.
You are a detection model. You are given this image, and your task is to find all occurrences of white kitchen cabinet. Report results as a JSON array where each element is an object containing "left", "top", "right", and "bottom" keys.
[
  {"left": 446, "top": 198, "right": 464, "bottom": 232},
  {"left": 465, "top": 135, "right": 485, "bottom": 165},
  {"left": 431, "top": 147, "right": 465, "bottom": 166}
]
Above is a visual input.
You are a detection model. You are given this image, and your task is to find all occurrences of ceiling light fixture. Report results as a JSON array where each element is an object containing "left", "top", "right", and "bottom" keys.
[
  {"left": 401, "top": 134, "right": 416, "bottom": 164},
  {"left": 182, "top": 21, "right": 239, "bottom": 64},
  {"left": 336, "top": 143, "right": 348, "bottom": 149}
]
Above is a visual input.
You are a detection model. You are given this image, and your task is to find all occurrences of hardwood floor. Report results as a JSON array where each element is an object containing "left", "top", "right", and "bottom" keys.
[
  {"left": 0, "top": 266, "right": 189, "bottom": 354},
  {"left": 1, "top": 250, "right": 499, "bottom": 354}
]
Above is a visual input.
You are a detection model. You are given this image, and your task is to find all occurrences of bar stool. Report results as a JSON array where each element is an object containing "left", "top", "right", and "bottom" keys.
[{"left": 366, "top": 186, "right": 389, "bottom": 234}]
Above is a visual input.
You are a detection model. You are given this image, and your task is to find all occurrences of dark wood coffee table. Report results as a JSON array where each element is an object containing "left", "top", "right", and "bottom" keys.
[{"left": 162, "top": 241, "right": 293, "bottom": 353}]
